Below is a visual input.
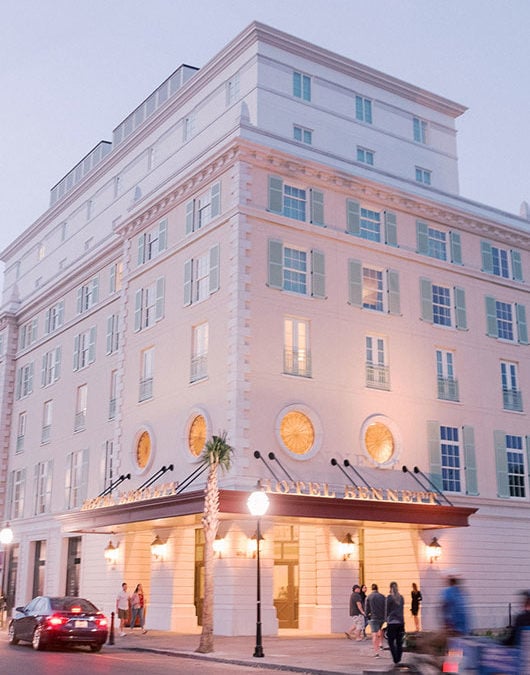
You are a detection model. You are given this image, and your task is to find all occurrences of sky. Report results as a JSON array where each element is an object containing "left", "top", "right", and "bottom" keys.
[{"left": 1, "top": 0, "right": 529, "bottom": 265}]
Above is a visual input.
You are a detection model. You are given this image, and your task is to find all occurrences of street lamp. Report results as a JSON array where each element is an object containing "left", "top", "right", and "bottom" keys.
[
  {"left": 0, "top": 524, "right": 13, "bottom": 623},
  {"left": 247, "top": 485, "right": 270, "bottom": 658}
]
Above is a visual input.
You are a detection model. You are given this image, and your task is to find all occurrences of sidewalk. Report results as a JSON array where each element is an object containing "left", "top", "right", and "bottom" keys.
[{"left": 113, "top": 630, "right": 422, "bottom": 674}]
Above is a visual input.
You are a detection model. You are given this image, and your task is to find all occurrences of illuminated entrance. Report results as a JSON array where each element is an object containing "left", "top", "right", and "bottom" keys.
[{"left": 273, "top": 524, "right": 299, "bottom": 628}]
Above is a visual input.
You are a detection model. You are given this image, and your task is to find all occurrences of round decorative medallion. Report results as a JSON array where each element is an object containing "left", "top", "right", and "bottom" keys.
[
  {"left": 280, "top": 411, "right": 314, "bottom": 455},
  {"left": 364, "top": 422, "right": 395, "bottom": 464},
  {"left": 188, "top": 414, "right": 207, "bottom": 457},
  {"left": 136, "top": 430, "right": 151, "bottom": 469}
]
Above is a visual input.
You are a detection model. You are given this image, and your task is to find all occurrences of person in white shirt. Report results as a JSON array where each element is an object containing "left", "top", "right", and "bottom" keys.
[{"left": 116, "top": 581, "right": 130, "bottom": 637}]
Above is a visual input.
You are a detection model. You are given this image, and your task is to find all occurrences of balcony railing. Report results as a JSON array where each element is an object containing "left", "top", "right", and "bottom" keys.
[
  {"left": 139, "top": 377, "right": 153, "bottom": 402},
  {"left": 503, "top": 388, "right": 523, "bottom": 412},
  {"left": 41, "top": 425, "right": 51, "bottom": 444},
  {"left": 283, "top": 349, "right": 312, "bottom": 378},
  {"left": 366, "top": 363, "right": 390, "bottom": 390},
  {"left": 74, "top": 411, "right": 86, "bottom": 431},
  {"left": 16, "top": 435, "right": 24, "bottom": 453},
  {"left": 437, "top": 377, "right": 459, "bottom": 402}
]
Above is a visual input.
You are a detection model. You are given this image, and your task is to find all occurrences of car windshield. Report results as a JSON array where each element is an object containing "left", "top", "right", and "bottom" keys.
[{"left": 49, "top": 597, "right": 99, "bottom": 612}]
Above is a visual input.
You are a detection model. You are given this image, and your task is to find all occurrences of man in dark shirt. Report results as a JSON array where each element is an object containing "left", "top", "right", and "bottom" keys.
[
  {"left": 365, "top": 583, "right": 386, "bottom": 657},
  {"left": 345, "top": 584, "right": 365, "bottom": 640}
]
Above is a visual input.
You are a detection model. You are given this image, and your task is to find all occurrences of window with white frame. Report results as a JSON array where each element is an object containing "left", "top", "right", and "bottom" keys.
[
  {"left": 42, "top": 400, "right": 52, "bottom": 444},
  {"left": 293, "top": 71, "right": 311, "bottom": 101},
  {"left": 73, "top": 327, "right": 96, "bottom": 370},
  {"left": 362, "top": 267, "right": 385, "bottom": 311},
  {"left": 346, "top": 200, "right": 398, "bottom": 246},
  {"left": 294, "top": 125, "right": 312, "bottom": 145},
  {"left": 186, "top": 182, "right": 221, "bottom": 234},
  {"left": 284, "top": 317, "right": 311, "bottom": 377},
  {"left": 348, "top": 261, "right": 400, "bottom": 315},
  {"left": 420, "top": 279, "right": 467, "bottom": 330},
  {"left": 109, "top": 261, "right": 123, "bottom": 293},
  {"left": 413, "top": 117, "right": 428, "bottom": 144},
  {"left": 268, "top": 176, "right": 325, "bottom": 226},
  {"left": 226, "top": 73, "right": 240, "bottom": 105},
  {"left": 365, "top": 335, "right": 389, "bottom": 389},
  {"left": 16, "top": 362, "right": 34, "bottom": 399},
  {"left": 41, "top": 346, "right": 61, "bottom": 386},
  {"left": 33, "top": 460, "right": 53, "bottom": 515},
  {"left": 76, "top": 276, "right": 99, "bottom": 314},
  {"left": 184, "top": 245, "right": 220, "bottom": 305},
  {"left": 268, "top": 240, "right": 326, "bottom": 299},
  {"left": 16, "top": 411, "right": 26, "bottom": 453},
  {"left": 357, "top": 146, "right": 374, "bottom": 165},
  {"left": 139, "top": 347, "right": 154, "bottom": 402},
  {"left": 436, "top": 349, "right": 459, "bottom": 401},
  {"left": 19, "top": 319, "right": 38, "bottom": 350},
  {"left": 415, "top": 167, "right": 431, "bottom": 185},
  {"left": 7, "top": 468, "right": 25, "bottom": 520},
  {"left": 74, "top": 384, "right": 87, "bottom": 431},
  {"left": 355, "top": 95, "right": 372, "bottom": 123},
  {"left": 485, "top": 297, "right": 528, "bottom": 344},
  {"left": 134, "top": 278, "right": 165, "bottom": 331},
  {"left": 440, "top": 426, "right": 461, "bottom": 492},
  {"left": 481, "top": 241, "right": 523, "bottom": 281},
  {"left": 103, "top": 440, "right": 115, "bottom": 493},
  {"left": 506, "top": 435, "right": 526, "bottom": 498},
  {"left": 137, "top": 220, "right": 167, "bottom": 265},
  {"left": 501, "top": 361, "right": 522, "bottom": 412},
  {"left": 45, "top": 300, "right": 64, "bottom": 334},
  {"left": 416, "top": 221, "right": 462, "bottom": 264},
  {"left": 106, "top": 314, "right": 120, "bottom": 354},
  {"left": 109, "top": 370, "right": 118, "bottom": 420},
  {"left": 191, "top": 322, "right": 208, "bottom": 382},
  {"left": 65, "top": 449, "right": 88, "bottom": 510}
]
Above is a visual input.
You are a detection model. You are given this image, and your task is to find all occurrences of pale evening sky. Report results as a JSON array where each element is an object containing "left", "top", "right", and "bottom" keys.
[{"left": 1, "top": 0, "right": 529, "bottom": 269}]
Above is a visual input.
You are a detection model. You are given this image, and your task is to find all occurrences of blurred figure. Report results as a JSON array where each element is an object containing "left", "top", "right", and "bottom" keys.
[
  {"left": 365, "top": 583, "right": 385, "bottom": 658},
  {"left": 385, "top": 581, "right": 405, "bottom": 666},
  {"left": 440, "top": 575, "right": 469, "bottom": 636},
  {"left": 411, "top": 582, "right": 422, "bottom": 631},
  {"left": 504, "top": 590, "right": 530, "bottom": 646}
]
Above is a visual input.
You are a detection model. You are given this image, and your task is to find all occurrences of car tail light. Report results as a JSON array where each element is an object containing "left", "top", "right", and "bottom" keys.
[
  {"left": 71, "top": 606, "right": 82, "bottom": 614},
  {"left": 47, "top": 614, "right": 68, "bottom": 627},
  {"left": 96, "top": 616, "right": 108, "bottom": 628}
]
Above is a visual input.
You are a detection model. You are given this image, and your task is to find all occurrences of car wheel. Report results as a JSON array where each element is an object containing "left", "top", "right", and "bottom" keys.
[
  {"left": 90, "top": 643, "right": 103, "bottom": 652},
  {"left": 7, "top": 622, "right": 19, "bottom": 645},
  {"left": 32, "top": 626, "right": 46, "bottom": 651}
]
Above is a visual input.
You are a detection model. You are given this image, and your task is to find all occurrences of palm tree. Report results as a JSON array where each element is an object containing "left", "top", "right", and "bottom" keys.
[{"left": 196, "top": 432, "right": 233, "bottom": 653}]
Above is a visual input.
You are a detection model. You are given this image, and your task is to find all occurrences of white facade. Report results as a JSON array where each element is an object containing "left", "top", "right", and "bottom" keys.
[{"left": 1, "top": 22, "right": 529, "bottom": 635}]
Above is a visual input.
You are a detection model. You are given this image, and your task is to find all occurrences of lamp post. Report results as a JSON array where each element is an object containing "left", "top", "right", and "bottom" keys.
[
  {"left": 0, "top": 525, "right": 13, "bottom": 624},
  {"left": 247, "top": 485, "right": 270, "bottom": 658}
]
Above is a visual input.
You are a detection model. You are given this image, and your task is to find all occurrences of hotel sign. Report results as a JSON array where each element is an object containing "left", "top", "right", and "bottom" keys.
[{"left": 82, "top": 482, "right": 178, "bottom": 511}]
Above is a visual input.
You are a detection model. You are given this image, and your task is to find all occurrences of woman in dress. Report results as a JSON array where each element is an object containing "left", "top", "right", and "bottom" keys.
[
  {"left": 411, "top": 582, "right": 422, "bottom": 631},
  {"left": 130, "top": 583, "right": 148, "bottom": 634}
]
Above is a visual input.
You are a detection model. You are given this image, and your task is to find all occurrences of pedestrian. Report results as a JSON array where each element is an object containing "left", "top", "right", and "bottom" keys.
[
  {"left": 504, "top": 590, "right": 530, "bottom": 646},
  {"left": 411, "top": 582, "right": 422, "bottom": 632},
  {"left": 116, "top": 581, "right": 130, "bottom": 637},
  {"left": 130, "top": 583, "right": 148, "bottom": 634},
  {"left": 385, "top": 581, "right": 405, "bottom": 667},
  {"left": 365, "top": 583, "right": 386, "bottom": 658},
  {"left": 360, "top": 584, "right": 368, "bottom": 636},
  {"left": 345, "top": 584, "right": 366, "bottom": 641},
  {"left": 440, "top": 575, "right": 469, "bottom": 636}
]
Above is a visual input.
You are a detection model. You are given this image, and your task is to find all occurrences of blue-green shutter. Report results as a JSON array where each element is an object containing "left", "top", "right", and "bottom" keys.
[
  {"left": 76, "top": 287, "right": 83, "bottom": 314},
  {"left": 387, "top": 270, "right": 400, "bottom": 315},
  {"left": 80, "top": 449, "right": 89, "bottom": 504},
  {"left": 155, "top": 278, "right": 165, "bottom": 320},
  {"left": 311, "top": 250, "right": 326, "bottom": 298},
  {"left": 450, "top": 232, "right": 462, "bottom": 265},
  {"left": 134, "top": 289, "right": 143, "bottom": 329},
  {"left": 454, "top": 287, "right": 467, "bottom": 330},
  {"left": 73, "top": 335, "right": 80, "bottom": 370},
  {"left": 55, "top": 347, "right": 62, "bottom": 381},
  {"left": 185, "top": 200, "right": 195, "bottom": 234},
  {"left": 416, "top": 221, "right": 429, "bottom": 255},
  {"left": 15, "top": 368, "right": 22, "bottom": 399},
  {"left": 210, "top": 182, "right": 221, "bottom": 218},
  {"left": 41, "top": 353, "right": 48, "bottom": 387},
  {"left": 346, "top": 200, "right": 360, "bottom": 236},
  {"left": 384, "top": 211, "right": 398, "bottom": 247},
  {"left": 427, "top": 420, "right": 442, "bottom": 491},
  {"left": 348, "top": 259, "right": 362, "bottom": 307},
  {"left": 481, "top": 241, "right": 493, "bottom": 273},
  {"left": 511, "top": 250, "right": 523, "bottom": 281},
  {"left": 88, "top": 327, "right": 96, "bottom": 363},
  {"left": 209, "top": 245, "right": 220, "bottom": 294},
  {"left": 268, "top": 240, "right": 283, "bottom": 289},
  {"left": 516, "top": 303, "right": 528, "bottom": 344},
  {"left": 420, "top": 278, "right": 433, "bottom": 322},
  {"left": 183, "top": 260, "right": 192, "bottom": 306},
  {"left": 268, "top": 176, "right": 283, "bottom": 214},
  {"left": 310, "top": 189, "right": 324, "bottom": 226},
  {"left": 485, "top": 296, "right": 498, "bottom": 337},
  {"left": 463, "top": 426, "right": 478, "bottom": 496},
  {"left": 526, "top": 436, "right": 530, "bottom": 492},
  {"left": 137, "top": 234, "right": 146, "bottom": 266},
  {"left": 158, "top": 219, "right": 168, "bottom": 252},
  {"left": 106, "top": 316, "right": 113, "bottom": 354},
  {"left": 494, "top": 430, "right": 510, "bottom": 498}
]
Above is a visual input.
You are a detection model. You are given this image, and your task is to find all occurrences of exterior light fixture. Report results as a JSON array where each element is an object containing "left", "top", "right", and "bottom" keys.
[
  {"left": 213, "top": 535, "right": 226, "bottom": 558},
  {"left": 151, "top": 535, "right": 166, "bottom": 561},
  {"left": 247, "top": 530, "right": 265, "bottom": 559},
  {"left": 247, "top": 484, "right": 270, "bottom": 658},
  {"left": 104, "top": 540, "right": 119, "bottom": 566},
  {"left": 340, "top": 533, "right": 355, "bottom": 561},
  {"left": 427, "top": 536, "right": 442, "bottom": 564}
]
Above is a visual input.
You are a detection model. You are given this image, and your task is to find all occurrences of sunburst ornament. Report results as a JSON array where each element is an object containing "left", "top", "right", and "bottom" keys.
[
  {"left": 364, "top": 422, "right": 395, "bottom": 463},
  {"left": 280, "top": 411, "right": 314, "bottom": 455},
  {"left": 188, "top": 414, "right": 207, "bottom": 457},
  {"left": 136, "top": 430, "right": 151, "bottom": 468}
]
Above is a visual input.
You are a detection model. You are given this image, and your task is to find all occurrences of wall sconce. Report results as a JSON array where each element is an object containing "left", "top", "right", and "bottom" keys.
[
  {"left": 104, "top": 540, "right": 119, "bottom": 566},
  {"left": 151, "top": 535, "right": 167, "bottom": 561},
  {"left": 213, "top": 535, "right": 226, "bottom": 559},
  {"left": 427, "top": 536, "right": 442, "bottom": 564},
  {"left": 247, "top": 530, "right": 264, "bottom": 559},
  {"left": 339, "top": 533, "right": 355, "bottom": 561}
]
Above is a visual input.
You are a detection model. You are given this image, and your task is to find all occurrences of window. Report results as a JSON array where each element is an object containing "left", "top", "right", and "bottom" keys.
[
  {"left": 42, "top": 400, "right": 52, "bottom": 444},
  {"left": 191, "top": 322, "right": 208, "bottom": 382},
  {"left": 348, "top": 261, "right": 400, "bottom": 315},
  {"left": 429, "top": 422, "right": 477, "bottom": 495},
  {"left": 76, "top": 277, "right": 99, "bottom": 314},
  {"left": 366, "top": 335, "right": 389, "bottom": 389},
  {"left": 357, "top": 146, "right": 374, "bottom": 165},
  {"left": 19, "top": 319, "right": 38, "bottom": 350},
  {"left": 134, "top": 279, "right": 165, "bottom": 331},
  {"left": 355, "top": 95, "right": 372, "bottom": 123},
  {"left": 293, "top": 71, "right": 311, "bottom": 101},
  {"left": 109, "top": 370, "right": 118, "bottom": 420},
  {"left": 284, "top": 318, "right": 311, "bottom": 377},
  {"left": 294, "top": 125, "right": 312, "bottom": 145},
  {"left": 73, "top": 327, "right": 96, "bottom": 370},
  {"left": 106, "top": 314, "right": 120, "bottom": 354},
  {"left": 226, "top": 73, "right": 240, "bottom": 105},
  {"left": 7, "top": 468, "right": 25, "bottom": 520},
  {"left": 495, "top": 431, "right": 528, "bottom": 499},
  {"left": 480, "top": 242, "right": 523, "bottom": 281},
  {"left": 184, "top": 245, "right": 220, "bottom": 305},
  {"left": 346, "top": 200, "right": 397, "bottom": 246},
  {"left": 413, "top": 117, "right": 427, "bottom": 144},
  {"left": 41, "top": 346, "right": 61, "bottom": 386},
  {"left": 45, "top": 301, "right": 64, "bottom": 334},
  {"left": 416, "top": 221, "right": 462, "bottom": 264},
  {"left": 268, "top": 240, "right": 325, "bottom": 299},
  {"left": 139, "top": 347, "right": 154, "bottom": 402},
  {"left": 33, "top": 460, "right": 53, "bottom": 515},
  {"left": 186, "top": 182, "right": 221, "bottom": 234},
  {"left": 436, "top": 349, "right": 459, "bottom": 401},
  {"left": 415, "top": 167, "right": 431, "bottom": 185},
  {"left": 103, "top": 440, "right": 115, "bottom": 494},
  {"left": 137, "top": 220, "right": 167, "bottom": 265},
  {"left": 420, "top": 279, "right": 467, "bottom": 330},
  {"left": 16, "top": 362, "right": 34, "bottom": 399},
  {"left": 440, "top": 426, "right": 461, "bottom": 492},
  {"left": 74, "top": 384, "right": 87, "bottom": 431},
  {"left": 485, "top": 297, "right": 528, "bottom": 344},
  {"left": 65, "top": 449, "right": 88, "bottom": 510},
  {"left": 183, "top": 113, "right": 196, "bottom": 141},
  {"left": 501, "top": 361, "right": 522, "bottom": 412},
  {"left": 16, "top": 412, "right": 26, "bottom": 453},
  {"left": 109, "top": 261, "right": 123, "bottom": 293},
  {"left": 268, "top": 176, "right": 324, "bottom": 226}
]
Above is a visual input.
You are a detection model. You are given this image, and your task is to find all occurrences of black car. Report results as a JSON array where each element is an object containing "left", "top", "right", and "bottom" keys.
[{"left": 8, "top": 596, "right": 108, "bottom": 651}]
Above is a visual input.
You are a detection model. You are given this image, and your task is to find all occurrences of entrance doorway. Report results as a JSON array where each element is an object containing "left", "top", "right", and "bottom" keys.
[
  {"left": 194, "top": 528, "right": 204, "bottom": 625},
  {"left": 273, "top": 525, "right": 299, "bottom": 628}
]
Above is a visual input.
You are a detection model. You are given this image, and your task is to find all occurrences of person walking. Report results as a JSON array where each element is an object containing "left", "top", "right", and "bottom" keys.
[
  {"left": 411, "top": 582, "right": 422, "bottom": 632},
  {"left": 345, "top": 584, "right": 366, "bottom": 640},
  {"left": 130, "top": 583, "right": 148, "bottom": 634},
  {"left": 365, "top": 583, "right": 386, "bottom": 658},
  {"left": 385, "top": 581, "right": 405, "bottom": 667},
  {"left": 441, "top": 575, "right": 469, "bottom": 636},
  {"left": 116, "top": 581, "right": 130, "bottom": 637}
]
